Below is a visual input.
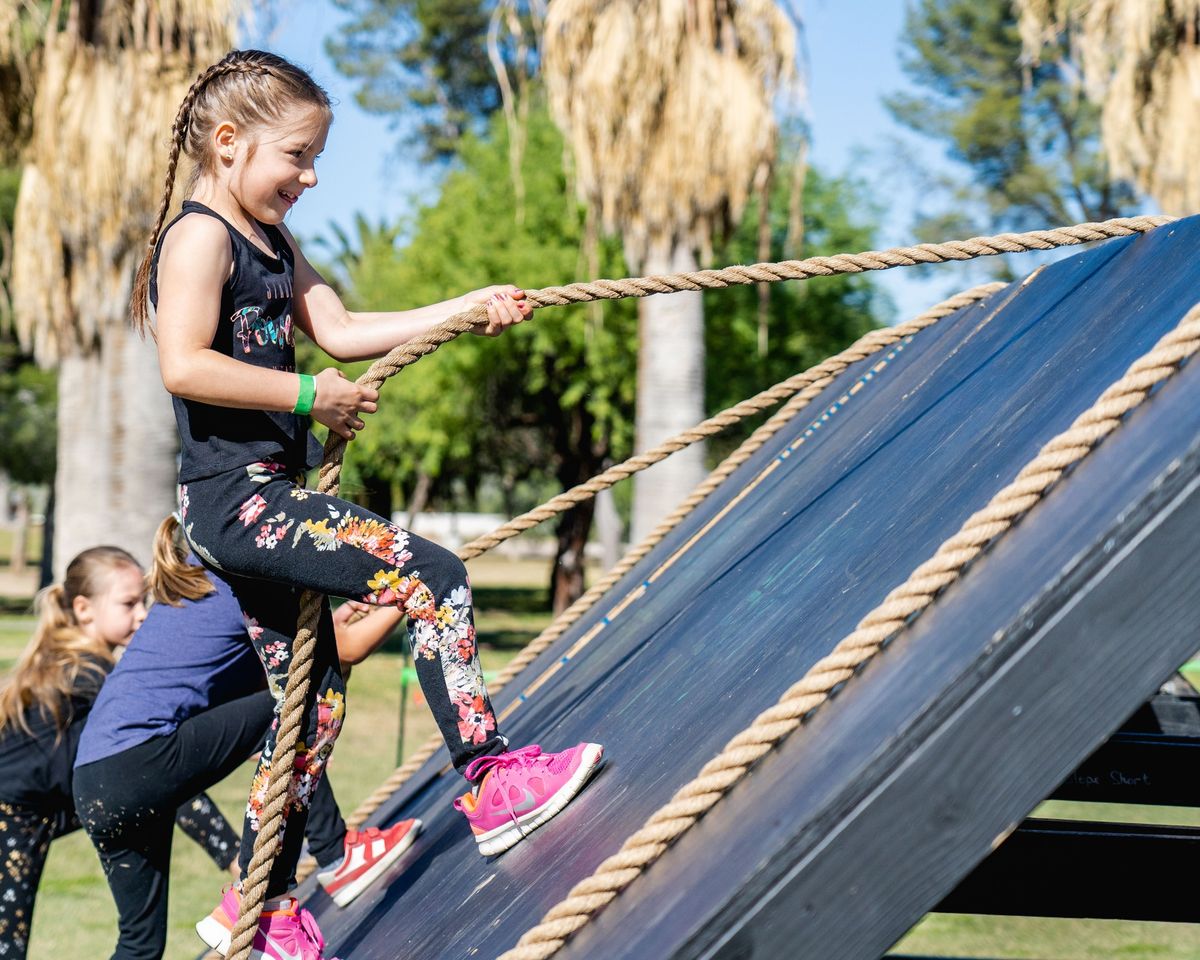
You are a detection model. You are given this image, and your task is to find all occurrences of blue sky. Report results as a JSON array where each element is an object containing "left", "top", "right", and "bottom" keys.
[{"left": 266, "top": 1, "right": 987, "bottom": 320}]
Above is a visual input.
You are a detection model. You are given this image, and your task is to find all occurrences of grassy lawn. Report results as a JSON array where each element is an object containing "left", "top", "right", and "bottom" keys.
[
  {"left": 0, "top": 526, "right": 42, "bottom": 567},
  {"left": 1, "top": 556, "right": 1198, "bottom": 958}
]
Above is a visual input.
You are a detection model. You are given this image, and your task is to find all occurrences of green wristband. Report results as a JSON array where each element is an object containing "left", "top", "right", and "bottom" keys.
[{"left": 293, "top": 373, "right": 316, "bottom": 416}]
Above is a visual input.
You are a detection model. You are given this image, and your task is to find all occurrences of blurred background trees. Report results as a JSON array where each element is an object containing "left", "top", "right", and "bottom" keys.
[
  {"left": 13, "top": 1, "right": 1190, "bottom": 606},
  {"left": 888, "top": 0, "right": 1139, "bottom": 243}
]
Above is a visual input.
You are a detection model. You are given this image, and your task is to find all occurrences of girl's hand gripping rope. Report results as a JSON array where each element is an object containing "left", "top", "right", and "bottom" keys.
[
  {"left": 311, "top": 369, "right": 379, "bottom": 441},
  {"left": 463, "top": 285, "right": 531, "bottom": 337}
]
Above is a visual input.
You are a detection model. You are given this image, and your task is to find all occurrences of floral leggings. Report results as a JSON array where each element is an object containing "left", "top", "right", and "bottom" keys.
[
  {"left": 0, "top": 796, "right": 236, "bottom": 959},
  {"left": 179, "top": 460, "right": 506, "bottom": 884}
]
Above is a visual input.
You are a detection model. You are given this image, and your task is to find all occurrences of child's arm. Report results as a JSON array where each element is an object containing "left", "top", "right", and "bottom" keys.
[
  {"left": 332, "top": 600, "right": 405, "bottom": 665},
  {"left": 154, "top": 214, "right": 378, "bottom": 440},
  {"left": 278, "top": 225, "right": 532, "bottom": 363}
]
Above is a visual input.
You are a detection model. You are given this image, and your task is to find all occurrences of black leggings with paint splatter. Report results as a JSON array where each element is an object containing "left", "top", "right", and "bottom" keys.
[
  {"left": 75, "top": 688, "right": 354, "bottom": 960},
  {"left": 0, "top": 795, "right": 237, "bottom": 960},
  {"left": 76, "top": 690, "right": 275, "bottom": 960}
]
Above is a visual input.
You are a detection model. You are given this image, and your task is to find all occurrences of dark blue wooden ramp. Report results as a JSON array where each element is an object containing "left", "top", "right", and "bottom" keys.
[{"left": 293, "top": 217, "right": 1200, "bottom": 960}]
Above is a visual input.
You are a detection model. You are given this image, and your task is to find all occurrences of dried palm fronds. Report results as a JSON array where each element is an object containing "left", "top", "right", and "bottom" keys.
[
  {"left": 12, "top": 0, "right": 237, "bottom": 363},
  {"left": 1017, "top": 0, "right": 1200, "bottom": 214},
  {"left": 0, "top": 1, "right": 47, "bottom": 163},
  {"left": 542, "top": 0, "right": 800, "bottom": 270}
]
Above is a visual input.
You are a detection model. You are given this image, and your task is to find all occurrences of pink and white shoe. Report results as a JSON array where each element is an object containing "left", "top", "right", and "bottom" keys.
[
  {"left": 195, "top": 886, "right": 339, "bottom": 959},
  {"left": 316, "top": 819, "right": 423, "bottom": 907},
  {"left": 453, "top": 742, "right": 604, "bottom": 856}
]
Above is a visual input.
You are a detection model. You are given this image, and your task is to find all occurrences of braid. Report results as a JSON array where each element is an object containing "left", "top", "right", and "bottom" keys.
[{"left": 130, "top": 52, "right": 275, "bottom": 336}]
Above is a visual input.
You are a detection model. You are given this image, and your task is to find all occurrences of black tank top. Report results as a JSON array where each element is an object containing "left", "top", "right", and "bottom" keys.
[{"left": 151, "top": 201, "right": 322, "bottom": 482}]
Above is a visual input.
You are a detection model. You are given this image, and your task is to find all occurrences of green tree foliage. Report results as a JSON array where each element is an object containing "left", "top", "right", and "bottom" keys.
[
  {"left": 0, "top": 339, "right": 55, "bottom": 486},
  {"left": 0, "top": 12, "right": 51, "bottom": 552},
  {"left": 315, "top": 105, "right": 637, "bottom": 506},
  {"left": 309, "top": 105, "right": 883, "bottom": 606},
  {"left": 306, "top": 104, "right": 637, "bottom": 606},
  {"left": 1, "top": 165, "right": 19, "bottom": 325},
  {"left": 704, "top": 164, "right": 881, "bottom": 462},
  {"left": 327, "top": 0, "right": 529, "bottom": 161},
  {"left": 887, "top": 0, "right": 1138, "bottom": 237}
]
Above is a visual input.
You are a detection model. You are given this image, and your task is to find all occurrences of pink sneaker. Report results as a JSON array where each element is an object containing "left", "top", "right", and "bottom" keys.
[
  {"left": 316, "top": 819, "right": 423, "bottom": 907},
  {"left": 195, "top": 886, "right": 338, "bottom": 959},
  {"left": 453, "top": 743, "right": 604, "bottom": 856}
]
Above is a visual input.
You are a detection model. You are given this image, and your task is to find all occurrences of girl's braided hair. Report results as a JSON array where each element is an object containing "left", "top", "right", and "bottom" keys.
[{"left": 131, "top": 50, "right": 332, "bottom": 335}]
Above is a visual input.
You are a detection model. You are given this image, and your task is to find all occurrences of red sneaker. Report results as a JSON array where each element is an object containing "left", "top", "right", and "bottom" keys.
[{"left": 316, "top": 820, "right": 423, "bottom": 907}]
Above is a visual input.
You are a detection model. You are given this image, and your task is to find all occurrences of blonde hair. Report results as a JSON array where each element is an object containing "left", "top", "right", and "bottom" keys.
[
  {"left": 148, "top": 514, "right": 215, "bottom": 607},
  {"left": 0, "top": 547, "right": 141, "bottom": 740},
  {"left": 131, "top": 49, "right": 333, "bottom": 334}
]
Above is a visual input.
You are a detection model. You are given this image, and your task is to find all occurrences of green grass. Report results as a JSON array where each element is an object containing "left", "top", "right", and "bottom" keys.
[
  {"left": 0, "top": 616, "right": 35, "bottom": 672},
  {"left": 0, "top": 526, "right": 42, "bottom": 567},
  {"left": 896, "top": 913, "right": 1200, "bottom": 959},
  {"left": 4, "top": 557, "right": 1200, "bottom": 958},
  {"left": 894, "top": 799, "right": 1200, "bottom": 959}
]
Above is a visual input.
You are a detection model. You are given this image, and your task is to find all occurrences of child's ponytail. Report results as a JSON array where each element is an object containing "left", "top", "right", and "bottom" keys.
[
  {"left": 31, "top": 582, "right": 72, "bottom": 640},
  {"left": 148, "top": 514, "right": 215, "bottom": 606},
  {"left": 131, "top": 56, "right": 237, "bottom": 337}
]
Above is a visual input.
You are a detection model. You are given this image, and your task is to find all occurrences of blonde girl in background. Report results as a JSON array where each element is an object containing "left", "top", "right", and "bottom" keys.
[{"left": 0, "top": 547, "right": 243, "bottom": 960}]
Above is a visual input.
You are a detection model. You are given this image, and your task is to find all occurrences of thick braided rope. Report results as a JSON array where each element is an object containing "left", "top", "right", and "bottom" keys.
[
  {"left": 316, "top": 216, "right": 1172, "bottom": 493},
  {"left": 498, "top": 303, "right": 1200, "bottom": 960},
  {"left": 227, "top": 594, "right": 324, "bottom": 958},
  {"left": 456, "top": 282, "right": 1011, "bottom": 559},
  {"left": 297, "top": 282, "right": 1006, "bottom": 857},
  {"left": 236, "top": 216, "right": 1168, "bottom": 944}
]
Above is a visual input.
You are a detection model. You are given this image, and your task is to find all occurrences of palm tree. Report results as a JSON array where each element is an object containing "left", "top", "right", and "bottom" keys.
[
  {"left": 9, "top": 0, "right": 235, "bottom": 575},
  {"left": 1017, "top": 0, "right": 1200, "bottom": 214},
  {"left": 542, "top": 0, "right": 797, "bottom": 541}
]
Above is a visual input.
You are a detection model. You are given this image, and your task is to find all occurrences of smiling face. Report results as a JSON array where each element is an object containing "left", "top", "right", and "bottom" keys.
[
  {"left": 222, "top": 105, "right": 330, "bottom": 225},
  {"left": 72, "top": 562, "right": 147, "bottom": 649}
]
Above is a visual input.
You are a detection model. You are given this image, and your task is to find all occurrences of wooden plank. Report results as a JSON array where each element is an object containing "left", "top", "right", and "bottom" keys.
[
  {"left": 672, "top": 430, "right": 1200, "bottom": 959},
  {"left": 559, "top": 219, "right": 1200, "bottom": 960},
  {"left": 1050, "top": 731, "right": 1200, "bottom": 806},
  {"left": 936, "top": 819, "right": 1200, "bottom": 921}
]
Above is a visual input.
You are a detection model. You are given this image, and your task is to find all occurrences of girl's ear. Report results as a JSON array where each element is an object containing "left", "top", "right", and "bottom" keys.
[
  {"left": 73, "top": 593, "right": 94, "bottom": 627},
  {"left": 213, "top": 120, "right": 238, "bottom": 162}
]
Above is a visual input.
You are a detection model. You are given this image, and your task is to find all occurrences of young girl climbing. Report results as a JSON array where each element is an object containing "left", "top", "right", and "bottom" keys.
[
  {"left": 73, "top": 516, "right": 420, "bottom": 960},
  {"left": 0, "top": 546, "right": 243, "bottom": 960},
  {"left": 132, "top": 48, "right": 602, "bottom": 959}
]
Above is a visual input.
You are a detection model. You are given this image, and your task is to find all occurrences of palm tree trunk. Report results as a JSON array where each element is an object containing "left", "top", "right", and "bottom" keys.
[
  {"left": 631, "top": 239, "right": 707, "bottom": 542},
  {"left": 108, "top": 321, "right": 177, "bottom": 565},
  {"left": 10, "top": 488, "right": 28, "bottom": 574},
  {"left": 53, "top": 326, "right": 175, "bottom": 577},
  {"left": 54, "top": 350, "right": 111, "bottom": 572}
]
